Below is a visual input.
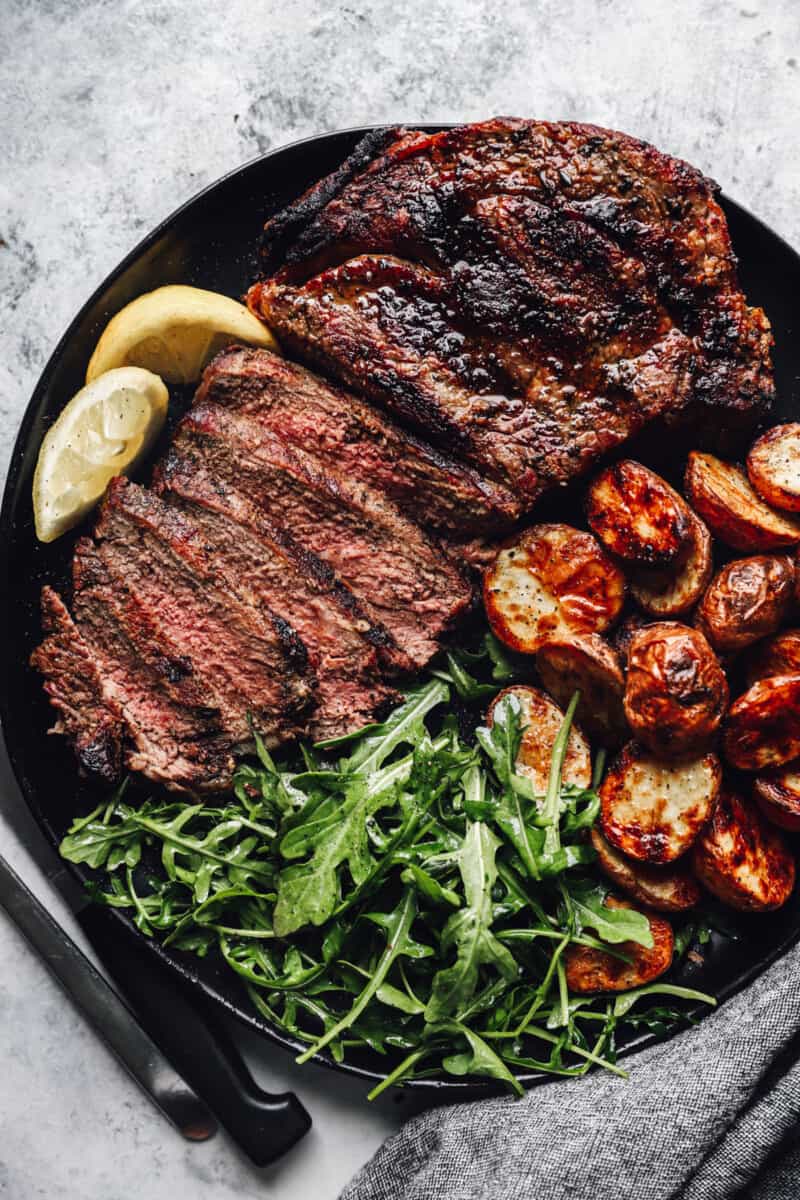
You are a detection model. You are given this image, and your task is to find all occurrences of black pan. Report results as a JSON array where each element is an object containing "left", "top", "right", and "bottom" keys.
[{"left": 3, "top": 126, "right": 800, "bottom": 1094}]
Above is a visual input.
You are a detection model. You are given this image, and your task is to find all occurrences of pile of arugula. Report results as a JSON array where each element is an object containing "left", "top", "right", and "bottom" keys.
[{"left": 60, "top": 637, "right": 714, "bottom": 1097}]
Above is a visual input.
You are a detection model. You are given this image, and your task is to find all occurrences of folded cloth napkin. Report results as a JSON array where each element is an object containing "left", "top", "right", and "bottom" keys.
[{"left": 341, "top": 942, "right": 800, "bottom": 1200}]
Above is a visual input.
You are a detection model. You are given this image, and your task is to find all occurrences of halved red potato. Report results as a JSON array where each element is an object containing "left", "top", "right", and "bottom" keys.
[
  {"left": 629, "top": 510, "right": 713, "bottom": 618},
  {"left": 483, "top": 524, "right": 625, "bottom": 654},
  {"left": 486, "top": 685, "right": 591, "bottom": 796},
  {"left": 684, "top": 451, "right": 800, "bottom": 552},
  {"left": 623, "top": 623, "right": 728, "bottom": 758},
  {"left": 586, "top": 460, "right": 691, "bottom": 567},
  {"left": 565, "top": 896, "right": 674, "bottom": 993},
  {"left": 743, "top": 629, "right": 800, "bottom": 687},
  {"left": 591, "top": 828, "right": 701, "bottom": 912},
  {"left": 695, "top": 555, "right": 795, "bottom": 654},
  {"left": 723, "top": 674, "right": 800, "bottom": 770},
  {"left": 692, "top": 791, "right": 795, "bottom": 911},
  {"left": 754, "top": 764, "right": 800, "bottom": 832},
  {"left": 747, "top": 423, "right": 800, "bottom": 513},
  {"left": 600, "top": 741, "right": 721, "bottom": 864},
  {"left": 535, "top": 634, "right": 627, "bottom": 745}
]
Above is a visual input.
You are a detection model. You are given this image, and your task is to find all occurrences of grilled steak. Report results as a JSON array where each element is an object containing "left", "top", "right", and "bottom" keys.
[
  {"left": 150, "top": 454, "right": 400, "bottom": 738},
  {"left": 166, "top": 400, "right": 472, "bottom": 669},
  {"left": 195, "top": 345, "right": 519, "bottom": 532},
  {"left": 32, "top": 587, "right": 124, "bottom": 782},
  {"left": 250, "top": 118, "right": 773, "bottom": 496}
]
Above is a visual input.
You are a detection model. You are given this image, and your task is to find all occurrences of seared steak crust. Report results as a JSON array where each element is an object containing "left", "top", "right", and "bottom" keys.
[{"left": 251, "top": 118, "right": 772, "bottom": 494}]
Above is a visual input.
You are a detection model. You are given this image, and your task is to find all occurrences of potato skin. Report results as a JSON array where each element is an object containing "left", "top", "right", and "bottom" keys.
[
  {"left": 723, "top": 674, "right": 800, "bottom": 770},
  {"left": 612, "top": 612, "right": 654, "bottom": 671},
  {"left": 692, "top": 791, "right": 795, "bottom": 912},
  {"left": 754, "top": 765, "right": 800, "bottom": 832},
  {"left": 747, "top": 423, "right": 800, "bottom": 513},
  {"left": 483, "top": 523, "right": 626, "bottom": 654},
  {"left": 591, "top": 828, "right": 701, "bottom": 912},
  {"left": 486, "top": 686, "right": 591, "bottom": 796},
  {"left": 600, "top": 741, "right": 721, "bottom": 864},
  {"left": 565, "top": 896, "right": 674, "bottom": 993},
  {"left": 629, "top": 510, "right": 713, "bottom": 618},
  {"left": 743, "top": 629, "right": 800, "bottom": 687},
  {"left": 535, "top": 633, "right": 627, "bottom": 745},
  {"left": 695, "top": 555, "right": 795, "bottom": 654},
  {"left": 684, "top": 451, "right": 800, "bottom": 552},
  {"left": 587, "top": 460, "right": 690, "bottom": 567},
  {"left": 623, "top": 623, "right": 728, "bottom": 758}
]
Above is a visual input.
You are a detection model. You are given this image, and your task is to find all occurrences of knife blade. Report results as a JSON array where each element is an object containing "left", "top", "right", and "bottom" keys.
[{"left": 0, "top": 851, "right": 217, "bottom": 1141}]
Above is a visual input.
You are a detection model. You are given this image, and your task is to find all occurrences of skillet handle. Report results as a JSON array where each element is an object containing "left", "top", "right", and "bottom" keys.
[{"left": 78, "top": 905, "right": 311, "bottom": 1166}]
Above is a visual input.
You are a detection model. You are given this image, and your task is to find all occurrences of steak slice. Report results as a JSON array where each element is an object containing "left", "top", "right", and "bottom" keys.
[
  {"left": 251, "top": 118, "right": 772, "bottom": 490},
  {"left": 166, "top": 402, "right": 473, "bottom": 670},
  {"left": 71, "top": 542, "right": 237, "bottom": 792},
  {"left": 91, "top": 478, "right": 314, "bottom": 748},
  {"left": 143, "top": 456, "right": 400, "bottom": 738},
  {"left": 31, "top": 587, "right": 124, "bottom": 782},
  {"left": 254, "top": 254, "right": 695, "bottom": 498},
  {"left": 195, "top": 345, "right": 519, "bottom": 532}
]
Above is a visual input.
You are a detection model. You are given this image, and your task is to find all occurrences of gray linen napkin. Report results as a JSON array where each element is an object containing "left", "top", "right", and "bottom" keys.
[{"left": 341, "top": 942, "right": 800, "bottom": 1200}]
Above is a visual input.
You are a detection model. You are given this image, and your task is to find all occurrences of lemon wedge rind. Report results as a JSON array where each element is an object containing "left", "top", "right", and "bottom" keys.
[{"left": 85, "top": 285, "right": 279, "bottom": 385}]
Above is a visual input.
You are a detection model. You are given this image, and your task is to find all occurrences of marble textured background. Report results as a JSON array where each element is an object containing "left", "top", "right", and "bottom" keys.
[{"left": 0, "top": 1, "right": 798, "bottom": 1196}]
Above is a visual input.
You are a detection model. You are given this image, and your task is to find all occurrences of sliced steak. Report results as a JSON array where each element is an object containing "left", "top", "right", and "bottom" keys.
[
  {"left": 71, "top": 541, "right": 237, "bottom": 792},
  {"left": 31, "top": 587, "right": 124, "bottom": 782},
  {"left": 251, "top": 118, "right": 772, "bottom": 490},
  {"left": 92, "top": 478, "right": 314, "bottom": 747},
  {"left": 136, "top": 462, "right": 399, "bottom": 738},
  {"left": 166, "top": 402, "right": 473, "bottom": 669},
  {"left": 195, "top": 344, "right": 519, "bottom": 532}
]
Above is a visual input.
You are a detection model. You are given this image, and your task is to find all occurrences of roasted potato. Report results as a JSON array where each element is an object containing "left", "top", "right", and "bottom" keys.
[
  {"left": 723, "top": 674, "right": 800, "bottom": 770},
  {"left": 591, "top": 828, "right": 701, "bottom": 912},
  {"left": 600, "top": 741, "right": 721, "bottom": 864},
  {"left": 743, "top": 629, "right": 800, "bottom": 687},
  {"left": 623, "top": 623, "right": 728, "bottom": 758},
  {"left": 695, "top": 555, "right": 795, "bottom": 654},
  {"left": 692, "top": 791, "right": 795, "bottom": 911},
  {"left": 484, "top": 523, "right": 625, "bottom": 654},
  {"left": 535, "top": 633, "right": 627, "bottom": 745},
  {"left": 612, "top": 611, "right": 654, "bottom": 670},
  {"left": 586, "top": 460, "right": 691, "bottom": 567},
  {"left": 486, "top": 686, "right": 591, "bottom": 796},
  {"left": 684, "top": 451, "right": 800, "bottom": 552},
  {"left": 754, "top": 765, "right": 800, "bottom": 832},
  {"left": 629, "top": 510, "right": 713, "bottom": 618},
  {"left": 564, "top": 896, "right": 674, "bottom": 993},
  {"left": 747, "top": 423, "right": 800, "bottom": 513}
]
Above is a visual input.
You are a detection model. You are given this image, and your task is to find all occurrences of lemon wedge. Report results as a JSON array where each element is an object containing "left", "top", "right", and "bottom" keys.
[
  {"left": 33, "top": 367, "right": 169, "bottom": 543},
  {"left": 85, "top": 285, "right": 279, "bottom": 385}
]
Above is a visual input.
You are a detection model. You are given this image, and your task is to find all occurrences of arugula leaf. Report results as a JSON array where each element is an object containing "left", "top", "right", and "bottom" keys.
[
  {"left": 342, "top": 679, "right": 450, "bottom": 774},
  {"left": 296, "top": 887, "right": 420, "bottom": 1063},
  {"left": 434, "top": 1019, "right": 524, "bottom": 1095},
  {"left": 425, "top": 823, "right": 518, "bottom": 1021},
  {"left": 273, "top": 776, "right": 400, "bottom": 936},
  {"left": 566, "top": 881, "right": 654, "bottom": 948}
]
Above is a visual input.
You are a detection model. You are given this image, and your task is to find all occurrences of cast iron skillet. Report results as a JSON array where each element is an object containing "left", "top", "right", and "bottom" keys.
[{"left": 3, "top": 126, "right": 800, "bottom": 1094}]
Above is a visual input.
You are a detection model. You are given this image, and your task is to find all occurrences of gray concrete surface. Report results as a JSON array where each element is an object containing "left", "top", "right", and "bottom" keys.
[{"left": 1, "top": 1, "right": 798, "bottom": 1196}]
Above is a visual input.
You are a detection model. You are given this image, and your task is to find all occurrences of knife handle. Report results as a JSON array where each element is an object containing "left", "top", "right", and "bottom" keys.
[{"left": 78, "top": 905, "right": 311, "bottom": 1167}]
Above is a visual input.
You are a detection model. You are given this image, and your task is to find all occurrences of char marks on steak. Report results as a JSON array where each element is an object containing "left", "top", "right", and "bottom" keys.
[
  {"left": 151, "top": 452, "right": 400, "bottom": 739},
  {"left": 250, "top": 118, "right": 772, "bottom": 493},
  {"left": 168, "top": 399, "right": 472, "bottom": 670},
  {"left": 194, "top": 345, "right": 519, "bottom": 532},
  {"left": 32, "top": 588, "right": 125, "bottom": 782}
]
